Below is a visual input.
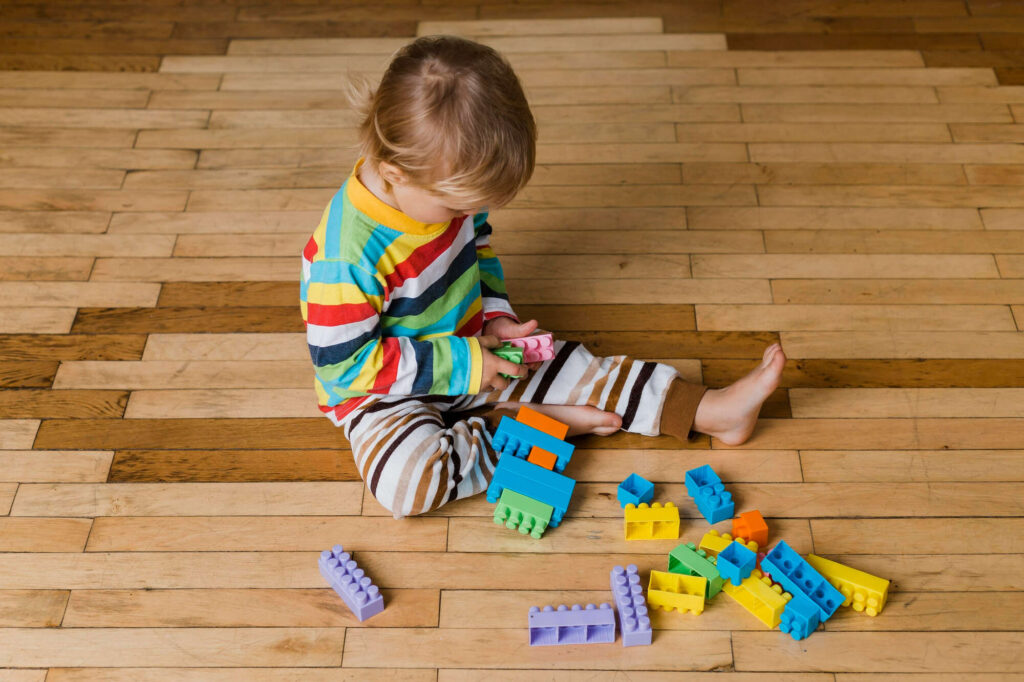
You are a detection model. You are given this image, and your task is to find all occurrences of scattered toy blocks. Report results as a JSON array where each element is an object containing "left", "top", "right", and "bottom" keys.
[
  {"left": 493, "top": 342, "right": 524, "bottom": 379},
  {"left": 515, "top": 405, "right": 568, "bottom": 440},
  {"left": 807, "top": 554, "right": 890, "bottom": 617},
  {"left": 528, "top": 603, "right": 616, "bottom": 646},
  {"left": 761, "top": 540, "right": 844, "bottom": 622},
  {"left": 718, "top": 540, "right": 758, "bottom": 586},
  {"left": 779, "top": 592, "right": 821, "bottom": 641},
  {"left": 491, "top": 416, "right": 574, "bottom": 473},
  {"left": 624, "top": 502, "right": 680, "bottom": 540},
  {"left": 610, "top": 564, "right": 652, "bottom": 647},
  {"left": 648, "top": 570, "right": 707, "bottom": 615},
  {"left": 486, "top": 451, "right": 575, "bottom": 527},
  {"left": 527, "top": 446, "right": 558, "bottom": 470},
  {"left": 684, "top": 464, "right": 734, "bottom": 524},
  {"left": 668, "top": 542, "right": 724, "bottom": 598},
  {"left": 318, "top": 545, "right": 384, "bottom": 622},
  {"left": 721, "top": 568, "right": 791, "bottom": 628},
  {"left": 617, "top": 473, "right": 655, "bottom": 508},
  {"left": 699, "top": 529, "right": 758, "bottom": 557},
  {"left": 732, "top": 510, "right": 769, "bottom": 547},
  {"left": 493, "top": 489, "right": 553, "bottom": 539},
  {"left": 506, "top": 332, "right": 555, "bottom": 363}
]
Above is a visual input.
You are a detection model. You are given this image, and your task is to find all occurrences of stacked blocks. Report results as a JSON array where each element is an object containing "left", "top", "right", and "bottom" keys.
[
  {"left": 761, "top": 540, "right": 844, "bottom": 622},
  {"left": 506, "top": 332, "right": 555, "bottom": 363},
  {"left": 494, "top": 489, "right": 553, "bottom": 539},
  {"left": 700, "top": 529, "right": 758, "bottom": 557},
  {"left": 528, "top": 603, "right": 615, "bottom": 646},
  {"left": 617, "top": 473, "right": 655, "bottom": 508},
  {"left": 668, "top": 542, "right": 724, "bottom": 598},
  {"left": 492, "top": 416, "right": 574, "bottom": 473},
  {"left": 718, "top": 540, "right": 758, "bottom": 586},
  {"left": 487, "top": 451, "right": 574, "bottom": 527},
  {"left": 807, "top": 554, "right": 890, "bottom": 617},
  {"left": 624, "top": 502, "right": 680, "bottom": 540},
  {"left": 318, "top": 544, "right": 384, "bottom": 622},
  {"left": 514, "top": 406, "right": 571, "bottom": 472},
  {"left": 648, "top": 570, "right": 707, "bottom": 615},
  {"left": 492, "top": 343, "right": 524, "bottom": 379},
  {"left": 685, "top": 464, "right": 734, "bottom": 524},
  {"left": 610, "top": 565, "right": 652, "bottom": 647},
  {"left": 733, "top": 510, "right": 769, "bottom": 547},
  {"left": 721, "top": 568, "right": 791, "bottom": 628},
  {"left": 779, "top": 592, "right": 821, "bottom": 641}
]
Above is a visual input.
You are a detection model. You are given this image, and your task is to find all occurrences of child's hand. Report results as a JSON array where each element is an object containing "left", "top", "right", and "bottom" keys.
[
  {"left": 479, "top": 335, "right": 528, "bottom": 392},
  {"left": 483, "top": 316, "right": 538, "bottom": 340}
]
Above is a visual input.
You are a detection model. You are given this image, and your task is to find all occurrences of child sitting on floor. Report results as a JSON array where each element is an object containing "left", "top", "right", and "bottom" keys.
[{"left": 300, "top": 35, "right": 786, "bottom": 518}]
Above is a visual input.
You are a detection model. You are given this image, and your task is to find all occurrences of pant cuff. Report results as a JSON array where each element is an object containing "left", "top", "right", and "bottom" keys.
[{"left": 659, "top": 378, "right": 708, "bottom": 443}]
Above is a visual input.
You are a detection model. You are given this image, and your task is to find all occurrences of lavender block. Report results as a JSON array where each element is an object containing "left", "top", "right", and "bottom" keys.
[
  {"left": 318, "top": 544, "right": 384, "bottom": 622},
  {"left": 610, "top": 564, "right": 653, "bottom": 646},
  {"left": 528, "top": 603, "right": 616, "bottom": 646}
]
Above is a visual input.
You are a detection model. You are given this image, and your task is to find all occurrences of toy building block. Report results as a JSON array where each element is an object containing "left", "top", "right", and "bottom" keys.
[
  {"left": 732, "top": 510, "right": 769, "bottom": 547},
  {"left": 779, "top": 592, "right": 821, "bottom": 641},
  {"left": 528, "top": 603, "right": 616, "bottom": 646},
  {"left": 648, "top": 570, "right": 707, "bottom": 615},
  {"left": 617, "top": 473, "right": 655, "bottom": 508},
  {"left": 506, "top": 332, "right": 555, "bottom": 363},
  {"left": 610, "top": 565, "right": 652, "bottom": 647},
  {"left": 718, "top": 540, "right": 758, "bottom": 586},
  {"left": 492, "top": 342, "right": 524, "bottom": 379},
  {"left": 486, "top": 452, "right": 575, "bottom": 527},
  {"left": 684, "top": 464, "right": 721, "bottom": 497},
  {"left": 807, "top": 554, "right": 890, "bottom": 617},
  {"left": 493, "top": 488, "right": 553, "bottom": 539},
  {"left": 318, "top": 545, "right": 384, "bottom": 622},
  {"left": 699, "top": 529, "right": 758, "bottom": 557},
  {"left": 684, "top": 464, "right": 734, "bottom": 524},
  {"left": 624, "top": 502, "right": 680, "bottom": 541},
  {"left": 757, "top": 551, "right": 771, "bottom": 582},
  {"left": 721, "top": 568, "right": 791, "bottom": 629},
  {"left": 668, "top": 542, "right": 724, "bottom": 598},
  {"left": 527, "top": 446, "right": 558, "bottom": 470},
  {"left": 761, "top": 540, "right": 843, "bottom": 622},
  {"left": 515, "top": 405, "right": 569, "bottom": 440},
  {"left": 491, "top": 416, "right": 574, "bottom": 473}
]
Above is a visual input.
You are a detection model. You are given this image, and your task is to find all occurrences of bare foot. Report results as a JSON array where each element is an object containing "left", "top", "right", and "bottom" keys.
[
  {"left": 494, "top": 402, "right": 622, "bottom": 437},
  {"left": 692, "top": 343, "right": 786, "bottom": 446}
]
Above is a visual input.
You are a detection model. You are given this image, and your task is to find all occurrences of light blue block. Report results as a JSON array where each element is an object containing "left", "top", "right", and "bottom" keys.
[
  {"left": 617, "top": 473, "right": 654, "bottom": 508},
  {"left": 492, "top": 416, "right": 574, "bottom": 473},
  {"left": 761, "top": 540, "right": 843, "bottom": 622},
  {"left": 694, "top": 483, "right": 734, "bottom": 524},
  {"left": 717, "top": 541, "right": 757, "bottom": 586},
  {"left": 486, "top": 453, "right": 575, "bottom": 526},
  {"left": 779, "top": 592, "right": 820, "bottom": 640},
  {"left": 685, "top": 464, "right": 721, "bottom": 497}
]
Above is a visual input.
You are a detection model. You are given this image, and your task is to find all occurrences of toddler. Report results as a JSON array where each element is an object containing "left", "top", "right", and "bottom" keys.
[{"left": 300, "top": 35, "right": 786, "bottom": 518}]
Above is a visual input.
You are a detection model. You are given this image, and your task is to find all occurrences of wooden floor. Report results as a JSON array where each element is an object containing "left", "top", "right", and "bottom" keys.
[{"left": 2, "top": 1, "right": 1024, "bottom": 680}]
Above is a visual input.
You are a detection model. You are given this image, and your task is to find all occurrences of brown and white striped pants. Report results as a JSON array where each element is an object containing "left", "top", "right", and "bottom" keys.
[{"left": 340, "top": 340, "right": 707, "bottom": 519}]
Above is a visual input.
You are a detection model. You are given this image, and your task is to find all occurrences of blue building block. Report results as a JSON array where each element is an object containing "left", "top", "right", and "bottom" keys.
[
  {"left": 684, "top": 464, "right": 734, "bottom": 524},
  {"left": 685, "top": 464, "right": 721, "bottom": 497},
  {"left": 779, "top": 592, "right": 821, "bottom": 641},
  {"left": 318, "top": 544, "right": 384, "bottom": 622},
  {"left": 761, "top": 540, "right": 844, "bottom": 622},
  {"left": 492, "top": 415, "right": 575, "bottom": 473},
  {"left": 617, "top": 473, "right": 655, "bottom": 508},
  {"left": 486, "top": 453, "right": 575, "bottom": 527},
  {"left": 528, "top": 603, "right": 616, "bottom": 646},
  {"left": 717, "top": 540, "right": 757, "bottom": 586},
  {"left": 610, "top": 564, "right": 652, "bottom": 647}
]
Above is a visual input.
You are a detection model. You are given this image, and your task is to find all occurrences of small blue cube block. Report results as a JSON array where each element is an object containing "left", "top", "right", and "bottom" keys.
[
  {"left": 717, "top": 541, "right": 757, "bottom": 586},
  {"left": 694, "top": 483, "right": 734, "bottom": 524},
  {"left": 779, "top": 592, "right": 820, "bottom": 641},
  {"left": 685, "top": 464, "right": 722, "bottom": 497},
  {"left": 617, "top": 473, "right": 654, "bottom": 508}
]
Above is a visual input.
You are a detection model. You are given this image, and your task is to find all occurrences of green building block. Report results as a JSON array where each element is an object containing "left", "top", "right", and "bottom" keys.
[
  {"left": 493, "top": 489, "right": 553, "bottom": 539},
  {"left": 492, "top": 342, "right": 524, "bottom": 379},
  {"left": 668, "top": 542, "right": 724, "bottom": 598}
]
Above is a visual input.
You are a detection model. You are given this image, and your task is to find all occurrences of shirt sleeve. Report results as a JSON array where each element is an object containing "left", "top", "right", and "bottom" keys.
[
  {"left": 302, "top": 258, "right": 484, "bottom": 401},
  {"left": 472, "top": 211, "right": 519, "bottom": 323}
]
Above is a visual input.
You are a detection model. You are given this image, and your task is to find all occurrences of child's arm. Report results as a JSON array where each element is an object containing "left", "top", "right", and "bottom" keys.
[
  {"left": 472, "top": 211, "right": 518, "bottom": 324},
  {"left": 303, "top": 258, "right": 485, "bottom": 398}
]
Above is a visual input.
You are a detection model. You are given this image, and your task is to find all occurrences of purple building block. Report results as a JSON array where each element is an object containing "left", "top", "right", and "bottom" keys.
[
  {"left": 610, "top": 564, "right": 652, "bottom": 646},
  {"left": 318, "top": 544, "right": 384, "bottom": 622},
  {"left": 718, "top": 541, "right": 757, "bottom": 586},
  {"left": 528, "top": 603, "right": 616, "bottom": 646}
]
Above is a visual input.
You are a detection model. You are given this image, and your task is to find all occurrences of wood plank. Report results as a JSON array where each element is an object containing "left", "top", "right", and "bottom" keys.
[
  {"left": 0, "top": 309, "right": 76, "bottom": 333},
  {"left": 0, "top": 420, "right": 38, "bottom": 450},
  {"left": 738, "top": 67, "right": 996, "bottom": 86},
  {"left": 0, "top": 169, "right": 124, "bottom": 189},
  {"left": 751, "top": 142, "right": 1024, "bottom": 163},
  {"left": 997, "top": 255, "right": 1024, "bottom": 276},
  {"left": 742, "top": 102, "right": 1013, "bottom": 122},
  {"left": 417, "top": 17, "right": 663, "bottom": 36},
  {"left": 967, "top": 164, "right": 1024, "bottom": 184},
  {"left": 780, "top": 331, "right": 1024, "bottom": 358},
  {"left": 0, "top": 108, "right": 208, "bottom": 129},
  {"left": 142, "top": 333, "right": 304, "bottom": 360},
  {"left": 705, "top": 358, "right": 1024, "bottom": 387},
  {"left": 694, "top": 255, "right": 999, "bottom": 278},
  {"left": 766, "top": 230, "right": 1024, "bottom": 253},
  {"left": 669, "top": 50, "right": 925, "bottom": 67},
  {"left": 107, "top": 210, "right": 319, "bottom": 233},
  {"left": 0, "top": 518, "right": 92, "bottom": 552},
  {"left": 441, "top": 674, "right": 831, "bottom": 682},
  {"left": 0, "top": 127, "right": 135, "bottom": 148},
  {"left": 44, "top": 671, "right": 432, "bottom": 682},
  {"left": 125, "top": 389, "right": 320, "bottom": 418},
  {"left": 724, "top": 418, "right": 1024, "bottom": 450},
  {"left": 12, "top": 482, "right": 362, "bottom": 517},
  {"left": 726, "top": 33, "right": 979, "bottom": 52},
  {"left": 0, "top": 590, "right": 67, "bottom": 627},
  {"left": 791, "top": 388, "right": 1024, "bottom": 417},
  {"left": 0, "top": 148, "right": 197, "bottom": 170},
  {"left": 0, "top": 72, "right": 219, "bottom": 90},
  {"left": 0, "top": 257, "right": 92, "bottom": 281},
  {"left": 688, "top": 206, "right": 982, "bottom": 230},
  {"left": 0, "top": 88, "right": 149, "bottom": 109},
  {"left": 0, "top": 451, "right": 111, "bottom": 483},
  {"left": 801, "top": 450, "right": 1024, "bottom": 482},
  {"left": 0, "top": 334, "right": 145, "bottom": 361},
  {"left": 0, "top": 211, "right": 108, "bottom": 233},
  {"left": 0, "top": 483, "right": 14, "bottom": 514},
  {"left": 940, "top": 85, "right": 1024, "bottom": 103},
  {"left": 759, "top": 184, "right": 1024, "bottom": 208},
  {"left": 673, "top": 85, "right": 938, "bottom": 104},
  {"left": 675, "top": 122, "right": 950, "bottom": 142},
  {"left": 70, "top": 307, "right": 303, "bottom": 333},
  {"left": 53, "top": 361, "right": 313, "bottom": 389},
  {"left": 0, "top": 190, "right": 187, "bottom": 212},
  {"left": 0, "top": 283, "right": 159, "bottom": 307},
  {"left": 683, "top": 162, "right": 964, "bottom": 186},
  {"left": 90, "top": 258, "right": 300, "bottom": 281},
  {"left": 774, "top": 280, "right": 1024, "bottom": 304},
  {"left": 0, "top": 362, "right": 58, "bottom": 388},
  {"left": 0, "top": 389, "right": 127, "bottom": 419},
  {"left": 108, "top": 449, "right": 359, "bottom": 483}
]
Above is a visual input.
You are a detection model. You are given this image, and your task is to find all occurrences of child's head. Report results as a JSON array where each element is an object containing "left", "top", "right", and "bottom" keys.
[{"left": 352, "top": 35, "right": 536, "bottom": 223}]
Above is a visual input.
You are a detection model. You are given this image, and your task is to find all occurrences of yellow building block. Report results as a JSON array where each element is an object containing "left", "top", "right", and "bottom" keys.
[
  {"left": 699, "top": 529, "right": 758, "bottom": 556},
  {"left": 722, "top": 569, "right": 791, "bottom": 628},
  {"left": 623, "top": 502, "right": 680, "bottom": 540},
  {"left": 648, "top": 570, "right": 706, "bottom": 615},
  {"left": 806, "top": 554, "right": 890, "bottom": 617}
]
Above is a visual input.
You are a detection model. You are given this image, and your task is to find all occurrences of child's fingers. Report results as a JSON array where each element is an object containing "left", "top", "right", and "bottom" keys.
[
  {"left": 478, "top": 335, "right": 501, "bottom": 349},
  {"left": 502, "top": 360, "right": 526, "bottom": 379},
  {"left": 526, "top": 361, "right": 542, "bottom": 371}
]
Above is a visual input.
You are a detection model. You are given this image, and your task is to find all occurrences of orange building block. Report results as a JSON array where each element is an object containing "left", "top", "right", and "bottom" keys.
[
  {"left": 527, "top": 446, "right": 558, "bottom": 470},
  {"left": 515, "top": 406, "right": 569, "bottom": 440},
  {"left": 732, "top": 510, "right": 769, "bottom": 547}
]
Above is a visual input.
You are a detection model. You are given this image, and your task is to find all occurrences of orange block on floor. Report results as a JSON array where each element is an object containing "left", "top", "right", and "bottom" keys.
[
  {"left": 527, "top": 446, "right": 558, "bottom": 470},
  {"left": 515, "top": 405, "right": 569, "bottom": 440},
  {"left": 732, "top": 510, "right": 769, "bottom": 547}
]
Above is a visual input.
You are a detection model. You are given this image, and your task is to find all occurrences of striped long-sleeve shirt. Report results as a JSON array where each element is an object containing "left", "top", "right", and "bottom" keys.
[{"left": 300, "top": 160, "right": 518, "bottom": 425}]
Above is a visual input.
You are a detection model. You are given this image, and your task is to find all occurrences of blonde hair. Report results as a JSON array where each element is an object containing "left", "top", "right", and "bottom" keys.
[{"left": 349, "top": 35, "right": 536, "bottom": 210}]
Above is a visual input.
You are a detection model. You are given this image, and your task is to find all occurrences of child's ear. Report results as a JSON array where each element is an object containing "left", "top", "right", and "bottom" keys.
[{"left": 377, "top": 161, "right": 407, "bottom": 187}]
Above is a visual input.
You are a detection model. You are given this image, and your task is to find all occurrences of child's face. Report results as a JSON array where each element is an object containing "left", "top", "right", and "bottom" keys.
[{"left": 391, "top": 181, "right": 479, "bottom": 224}]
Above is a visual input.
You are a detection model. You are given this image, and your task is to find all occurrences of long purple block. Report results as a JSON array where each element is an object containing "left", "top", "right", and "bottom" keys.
[
  {"left": 528, "top": 603, "right": 616, "bottom": 646},
  {"left": 610, "top": 564, "right": 653, "bottom": 646},
  {"left": 318, "top": 544, "right": 384, "bottom": 622}
]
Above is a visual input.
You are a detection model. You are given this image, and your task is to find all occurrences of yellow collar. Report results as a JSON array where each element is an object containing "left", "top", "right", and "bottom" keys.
[{"left": 346, "top": 158, "right": 451, "bottom": 235}]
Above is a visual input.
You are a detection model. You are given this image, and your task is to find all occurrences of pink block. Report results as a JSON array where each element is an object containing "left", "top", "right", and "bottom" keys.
[{"left": 505, "top": 333, "right": 555, "bottom": 363}]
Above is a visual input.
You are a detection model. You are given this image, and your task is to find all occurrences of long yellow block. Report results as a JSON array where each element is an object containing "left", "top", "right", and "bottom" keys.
[
  {"left": 721, "top": 568, "right": 791, "bottom": 628},
  {"left": 699, "top": 529, "right": 759, "bottom": 557},
  {"left": 806, "top": 553, "right": 890, "bottom": 617},
  {"left": 624, "top": 502, "right": 680, "bottom": 540},
  {"left": 648, "top": 569, "right": 706, "bottom": 615}
]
